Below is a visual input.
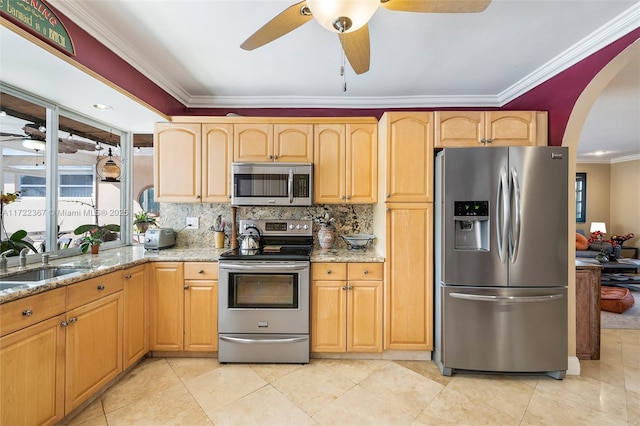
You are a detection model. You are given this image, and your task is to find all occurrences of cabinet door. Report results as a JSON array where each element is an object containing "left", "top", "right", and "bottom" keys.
[
  {"left": 149, "top": 262, "right": 184, "bottom": 351},
  {"left": 274, "top": 124, "right": 313, "bottom": 162},
  {"left": 346, "top": 123, "right": 377, "bottom": 204},
  {"left": 154, "top": 123, "right": 202, "bottom": 202},
  {"left": 314, "top": 124, "right": 346, "bottom": 204},
  {"left": 311, "top": 280, "right": 347, "bottom": 352},
  {"left": 202, "top": 123, "right": 233, "bottom": 202},
  {"left": 576, "top": 268, "right": 601, "bottom": 360},
  {"left": 385, "top": 203, "right": 433, "bottom": 350},
  {"left": 347, "top": 281, "right": 382, "bottom": 352},
  {"left": 1, "top": 314, "right": 65, "bottom": 426},
  {"left": 65, "top": 291, "right": 123, "bottom": 414},
  {"left": 184, "top": 280, "right": 218, "bottom": 351},
  {"left": 234, "top": 123, "right": 273, "bottom": 161},
  {"left": 123, "top": 265, "right": 148, "bottom": 369},
  {"left": 434, "top": 111, "right": 484, "bottom": 148},
  {"left": 380, "top": 112, "right": 433, "bottom": 202},
  {"left": 485, "top": 111, "right": 537, "bottom": 146}
]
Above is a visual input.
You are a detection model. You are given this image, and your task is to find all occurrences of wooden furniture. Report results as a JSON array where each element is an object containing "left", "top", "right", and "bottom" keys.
[
  {"left": 0, "top": 288, "right": 66, "bottom": 426},
  {"left": 154, "top": 122, "right": 233, "bottom": 202},
  {"left": 434, "top": 111, "right": 548, "bottom": 148},
  {"left": 234, "top": 123, "right": 313, "bottom": 162},
  {"left": 314, "top": 123, "right": 378, "bottom": 204},
  {"left": 311, "top": 262, "right": 383, "bottom": 353},
  {"left": 123, "top": 264, "right": 148, "bottom": 369},
  {"left": 575, "top": 265, "right": 601, "bottom": 360},
  {"left": 149, "top": 262, "right": 218, "bottom": 352}
]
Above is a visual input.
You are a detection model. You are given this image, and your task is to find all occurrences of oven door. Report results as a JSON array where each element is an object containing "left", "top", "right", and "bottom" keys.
[{"left": 218, "top": 261, "right": 310, "bottom": 334}]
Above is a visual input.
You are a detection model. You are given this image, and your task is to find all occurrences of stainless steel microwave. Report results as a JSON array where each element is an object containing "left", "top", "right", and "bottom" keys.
[{"left": 231, "top": 163, "right": 313, "bottom": 206}]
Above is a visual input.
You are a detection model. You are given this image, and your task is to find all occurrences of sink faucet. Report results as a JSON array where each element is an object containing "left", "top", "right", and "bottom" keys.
[
  {"left": 19, "top": 248, "right": 29, "bottom": 268},
  {"left": 0, "top": 250, "right": 13, "bottom": 273}
]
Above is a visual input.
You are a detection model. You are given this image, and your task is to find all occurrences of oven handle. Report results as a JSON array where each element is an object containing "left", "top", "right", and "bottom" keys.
[
  {"left": 219, "top": 263, "right": 309, "bottom": 271},
  {"left": 288, "top": 168, "right": 294, "bottom": 204},
  {"left": 220, "top": 335, "right": 308, "bottom": 344}
]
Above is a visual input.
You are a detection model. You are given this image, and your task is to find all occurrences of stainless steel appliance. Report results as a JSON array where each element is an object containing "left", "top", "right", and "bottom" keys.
[
  {"left": 218, "top": 219, "right": 313, "bottom": 363},
  {"left": 231, "top": 163, "right": 313, "bottom": 206},
  {"left": 434, "top": 147, "right": 568, "bottom": 379},
  {"left": 143, "top": 228, "right": 176, "bottom": 250}
]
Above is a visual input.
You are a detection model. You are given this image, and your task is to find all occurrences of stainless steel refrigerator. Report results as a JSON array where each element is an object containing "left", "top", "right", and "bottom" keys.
[{"left": 434, "top": 147, "right": 568, "bottom": 379}]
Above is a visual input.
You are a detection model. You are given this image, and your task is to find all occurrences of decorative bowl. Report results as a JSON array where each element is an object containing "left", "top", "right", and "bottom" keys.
[{"left": 342, "top": 234, "right": 375, "bottom": 250}]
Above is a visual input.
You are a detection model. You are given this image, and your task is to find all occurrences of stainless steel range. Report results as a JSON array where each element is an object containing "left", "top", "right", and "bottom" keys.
[{"left": 218, "top": 219, "right": 312, "bottom": 363}]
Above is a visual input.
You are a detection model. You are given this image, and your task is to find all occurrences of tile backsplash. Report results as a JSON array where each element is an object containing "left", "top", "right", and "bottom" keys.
[{"left": 159, "top": 203, "right": 375, "bottom": 250}]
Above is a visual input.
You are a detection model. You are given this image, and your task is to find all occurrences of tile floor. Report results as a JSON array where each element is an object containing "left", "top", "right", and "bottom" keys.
[{"left": 65, "top": 329, "right": 639, "bottom": 426}]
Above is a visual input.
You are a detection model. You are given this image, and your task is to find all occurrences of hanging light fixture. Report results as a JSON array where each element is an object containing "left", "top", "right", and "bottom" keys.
[
  {"left": 97, "top": 147, "right": 121, "bottom": 182},
  {"left": 306, "top": 0, "right": 379, "bottom": 33}
]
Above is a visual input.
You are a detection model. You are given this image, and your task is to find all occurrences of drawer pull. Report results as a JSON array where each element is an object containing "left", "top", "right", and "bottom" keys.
[
  {"left": 198, "top": 270, "right": 204, "bottom": 274},
  {"left": 22, "top": 309, "right": 33, "bottom": 317},
  {"left": 97, "top": 285, "right": 105, "bottom": 291},
  {"left": 125, "top": 273, "right": 132, "bottom": 279},
  {"left": 348, "top": 285, "right": 353, "bottom": 290},
  {"left": 69, "top": 317, "right": 78, "bottom": 323},
  {"left": 184, "top": 285, "right": 190, "bottom": 290},
  {"left": 363, "top": 270, "right": 369, "bottom": 275},
  {"left": 342, "top": 286, "right": 347, "bottom": 290},
  {"left": 327, "top": 270, "right": 332, "bottom": 275},
  {"left": 61, "top": 320, "right": 69, "bottom": 327}
]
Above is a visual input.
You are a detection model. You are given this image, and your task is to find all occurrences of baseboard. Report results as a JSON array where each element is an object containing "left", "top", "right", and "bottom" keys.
[{"left": 567, "top": 356, "right": 581, "bottom": 375}]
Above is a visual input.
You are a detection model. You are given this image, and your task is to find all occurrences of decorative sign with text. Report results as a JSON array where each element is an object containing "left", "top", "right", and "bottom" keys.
[{"left": 1, "top": 0, "right": 75, "bottom": 55}]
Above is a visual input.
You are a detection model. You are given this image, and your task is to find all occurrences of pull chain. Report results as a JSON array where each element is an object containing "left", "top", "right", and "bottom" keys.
[{"left": 339, "top": 32, "right": 347, "bottom": 92}]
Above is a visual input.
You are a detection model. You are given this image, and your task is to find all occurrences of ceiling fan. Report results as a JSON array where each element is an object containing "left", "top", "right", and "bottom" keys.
[
  {"left": 241, "top": 0, "right": 492, "bottom": 75},
  {"left": 0, "top": 124, "right": 100, "bottom": 154}
]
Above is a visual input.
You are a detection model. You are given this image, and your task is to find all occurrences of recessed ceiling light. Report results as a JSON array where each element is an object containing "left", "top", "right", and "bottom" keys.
[{"left": 93, "top": 104, "right": 113, "bottom": 110}]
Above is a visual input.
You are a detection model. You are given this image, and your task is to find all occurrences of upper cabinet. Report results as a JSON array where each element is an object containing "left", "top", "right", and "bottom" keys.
[
  {"left": 314, "top": 123, "right": 377, "bottom": 204},
  {"left": 434, "top": 111, "right": 548, "bottom": 148},
  {"left": 234, "top": 123, "right": 313, "bottom": 163},
  {"left": 154, "top": 122, "right": 232, "bottom": 203},
  {"left": 379, "top": 112, "right": 434, "bottom": 203}
]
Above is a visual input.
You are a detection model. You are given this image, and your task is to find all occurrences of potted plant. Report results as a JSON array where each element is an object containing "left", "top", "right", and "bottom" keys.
[
  {"left": 77, "top": 234, "right": 103, "bottom": 254},
  {"left": 133, "top": 211, "right": 157, "bottom": 233},
  {"left": 0, "top": 192, "right": 38, "bottom": 256}
]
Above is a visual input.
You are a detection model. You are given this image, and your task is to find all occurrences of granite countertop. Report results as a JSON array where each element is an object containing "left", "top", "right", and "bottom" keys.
[{"left": 0, "top": 245, "right": 384, "bottom": 304}]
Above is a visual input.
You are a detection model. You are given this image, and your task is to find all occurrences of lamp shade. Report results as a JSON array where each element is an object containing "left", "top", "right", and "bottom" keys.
[
  {"left": 590, "top": 222, "right": 607, "bottom": 234},
  {"left": 306, "top": 0, "right": 379, "bottom": 33}
]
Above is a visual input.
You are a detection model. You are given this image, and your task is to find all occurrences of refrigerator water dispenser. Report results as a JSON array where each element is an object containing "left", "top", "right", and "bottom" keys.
[{"left": 453, "top": 201, "right": 489, "bottom": 251}]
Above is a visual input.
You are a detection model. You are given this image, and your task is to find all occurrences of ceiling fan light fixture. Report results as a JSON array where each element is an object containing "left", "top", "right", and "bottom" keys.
[
  {"left": 306, "top": 0, "right": 379, "bottom": 33},
  {"left": 22, "top": 139, "right": 46, "bottom": 151}
]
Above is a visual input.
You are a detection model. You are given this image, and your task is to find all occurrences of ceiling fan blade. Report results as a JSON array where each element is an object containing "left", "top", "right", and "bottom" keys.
[
  {"left": 381, "top": 0, "right": 491, "bottom": 13},
  {"left": 241, "top": 1, "right": 313, "bottom": 50},
  {"left": 339, "top": 25, "right": 370, "bottom": 75}
]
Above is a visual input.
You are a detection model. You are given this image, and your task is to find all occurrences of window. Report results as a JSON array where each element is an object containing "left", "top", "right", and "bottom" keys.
[
  {"left": 19, "top": 170, "right": 94, "bottom": 197},
  {"left": 576, "top": 173, "right": 586, "bottom": 223},
  {"left": 138, "top": 186, "right": 159, "bottom": 215}
]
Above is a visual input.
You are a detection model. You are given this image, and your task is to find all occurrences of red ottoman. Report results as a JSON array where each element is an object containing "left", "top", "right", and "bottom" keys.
[{"left": 601, "top": 286, "right": 635, "bottom": 314}]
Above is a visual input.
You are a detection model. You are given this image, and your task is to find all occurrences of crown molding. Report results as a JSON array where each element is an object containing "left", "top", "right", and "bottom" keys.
[
  {"left": 498, "top": 3, "right": 640, "bottom": 105},
  {"left": 577, "top": 153, "right": 640, "bottom": 164}
]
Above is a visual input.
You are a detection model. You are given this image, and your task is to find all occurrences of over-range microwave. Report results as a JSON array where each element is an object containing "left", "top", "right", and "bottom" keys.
[{"left": 231, "top": 162, "right": 313, "bottom": 206}]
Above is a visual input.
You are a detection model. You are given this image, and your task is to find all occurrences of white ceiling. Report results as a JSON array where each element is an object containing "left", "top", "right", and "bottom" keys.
[{"left": 1, "top": 0, "right": 639, "bottom": 162}]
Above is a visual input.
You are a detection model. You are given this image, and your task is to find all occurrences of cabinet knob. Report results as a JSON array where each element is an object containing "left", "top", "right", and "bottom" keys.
[
  {"left": 61, "top": 320, "right": 69, "bottom": 327},
  {"left": 196, "top": 195, "right": 201, "bottom": 199},
  {"left": 386, "top": 207, "right": 390, "bottom": 212},
  {"left": 97, "top": 285, "right": 105, "bottom": 291},
  {"left": 363, "top": 270, "right": 369, "bottom": 275},
  {"left": 341, "top": 195, "right": 346, "bottom": 200},
  {"left": 348, "top": 285, "right": 353, "bottom": 290},
  {"left": 69, "top": 317, "right": 78, "bottom": 323},
  {"left": 268, "top": 155, "right": 273, "bottom": 159},
  {"left": 198, "top": 269, "right": 204, "bottom": 274},
  {"left": 327, "top": 270, "right": 332, "bottom": 275},
  {"left": 386, "top": 193, "right": 390, "bottom": 198},
  {"left": 486, "top": 138, "right": 493, "bottom": 143},
  {"left": 342, "top": 286, "right": 347, "bottom": 290},
  {"left": 274, "top": 155, "right": 279, "bottom": 160},
  {"left": 22, "top": 309, "right": 33, "bottom": 317},
  {"left": 346, "top": 195, "right": 351, "bottom": 200},
  {"left": 480, "top": 138, "right": 486, "bottom": 143},
  {"left": 184, "top": 285, "right": 190, "bottom": 290},
  {"left": 125, "top": 273, "right": 132, "bottom": 279}
]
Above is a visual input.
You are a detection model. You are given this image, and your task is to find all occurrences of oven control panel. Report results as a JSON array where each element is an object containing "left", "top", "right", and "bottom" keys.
[{"left": 239, "top": 219, "right": 313, "bottom": 236}]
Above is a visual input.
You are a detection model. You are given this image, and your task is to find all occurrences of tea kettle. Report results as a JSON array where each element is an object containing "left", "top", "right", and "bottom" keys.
[{"left": 239, "top": 226, "right": 261, "bottom": 250}]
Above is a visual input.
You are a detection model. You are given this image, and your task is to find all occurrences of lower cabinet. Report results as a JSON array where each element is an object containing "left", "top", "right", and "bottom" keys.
[
  {"left": 0, "top": 313, "right": 66, "bottom": 426},
  {"left": 65, "top": 273, "right": 124, "bottom": 414},
  {"left": 311, "top": 262, "right": 383, "bottom": 353},
  {"left": 576, "top": 266, "right": 601, "bottom": 360},
  {"left": 123, "top": 264, "right": 148, "bottom": 368},
  {"left": 149, "top": 262, "right": 218, "bottom": 352}
]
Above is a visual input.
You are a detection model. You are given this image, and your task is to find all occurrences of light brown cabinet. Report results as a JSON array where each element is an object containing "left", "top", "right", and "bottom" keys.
[
  {"left": 234, "top": 123, "right": 313, "bottom": 162},
  {"left": 314, "top": 123, "right": 377, "bottom": 204},
  {"left": 378, "top": 112, "right": 434, "bottom": 203},
  {"left": 576, "top": 266, "right": 601, "bottom": 360},
  {"left": 434, "top": 111, "right": 547, "bottom": 147},
  {"left": 65, "top": 273, "right": 124, "bottom": 414},
  {"left": 154, "top": 122, "right": 233, "bottom": 202},
  {"left": 384, "top": 203, "right": 433, "bottom": 350},
  {"left": 311, "top": 262, "right": 383, "bottom": 353},
  {"left": 0, "top": 288, "right": 66, "bottom": 426},
  {"left": 123, "top": 264, "right": 148, "bottom": 369},
  {"left": 149, "top": 262, "right": 218, "bottom": 352}
]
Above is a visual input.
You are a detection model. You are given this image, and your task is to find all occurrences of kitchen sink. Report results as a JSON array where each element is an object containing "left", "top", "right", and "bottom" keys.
[
  {"left": 0, "top": 282, "right": 28, "bottom": 291},
  {"left": 0, "top": 267, "right": 90, "bottom": 283}
]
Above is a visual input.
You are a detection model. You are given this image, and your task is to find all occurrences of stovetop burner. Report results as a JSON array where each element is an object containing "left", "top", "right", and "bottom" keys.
[{"left": 219, "top": 219, "right": 313, "bottom": 261}]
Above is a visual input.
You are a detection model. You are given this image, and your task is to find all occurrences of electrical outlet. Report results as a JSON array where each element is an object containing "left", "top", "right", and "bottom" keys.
[{"left": 186, "top": 217, "right": 199, "bottom": 229}]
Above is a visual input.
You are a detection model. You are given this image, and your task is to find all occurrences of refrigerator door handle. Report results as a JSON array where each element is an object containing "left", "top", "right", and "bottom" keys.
[
  {"left": 496, "top": 167, "right": 509, "bottom": 263},
  {"left": 509, "top": 166, "right": 522, "bottom": 263},
  {"left": 449, "top": 292, "right": 564, "bottom": 302}
]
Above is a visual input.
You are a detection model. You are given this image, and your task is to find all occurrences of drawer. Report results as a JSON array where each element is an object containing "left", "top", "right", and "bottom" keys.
[
  {"left": 0, "top": 287, "right": 66, "bottom": 336},
  {"left": 312, "top": 263, "right": 347, "bottom": 281},
  {"left": 348, "top": 263, "right": 383, "bottom": 281},
  {"left": 67, "top": 273, "right": 123, "bottom": 310},
  {"left": 184, "top": 262, "right": 218, "bottom": 280}
]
